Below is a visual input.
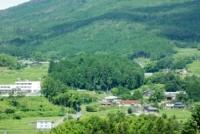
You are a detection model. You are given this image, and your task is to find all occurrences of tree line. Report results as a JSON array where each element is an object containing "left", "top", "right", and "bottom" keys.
[
  {"left": 50, "top": 104, "right": 200, "bottom": 134},
  {"left": 145, "top": 56, "right": 194, "bottom": 72}
]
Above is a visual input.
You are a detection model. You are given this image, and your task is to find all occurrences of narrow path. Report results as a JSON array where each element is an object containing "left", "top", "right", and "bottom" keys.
[{"left": 54, "top": 111, "right": 83, "bottom": 127}]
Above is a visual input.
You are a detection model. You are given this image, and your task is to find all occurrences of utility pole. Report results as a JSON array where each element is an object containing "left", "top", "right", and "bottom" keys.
[{"left": 66, "top": 109, "right": 68, "bottom": 121}]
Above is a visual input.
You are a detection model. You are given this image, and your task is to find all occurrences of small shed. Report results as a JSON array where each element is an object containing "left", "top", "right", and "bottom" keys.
[{"left": 36, "top": 120, "right": 55, "bottom": 130}]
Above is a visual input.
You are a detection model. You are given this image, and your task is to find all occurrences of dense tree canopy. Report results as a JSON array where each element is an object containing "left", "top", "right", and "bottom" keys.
[
  {"left": 184, "top": 76, "right": 200, "bottom": 101},
  {"left": 42, "top": 78, "right": 97, "bottom": 110},
  {"left": 52, "top": 91, "right": 97, "bottom": 111},
  {"left": 51, "top": 112, "right": 182, "bottom": 134},
  {"left": 48, "top": 55, "right": 144, "bottom": 91},
  {"left": 42, "top": 77, "right": 67, "bottom": 100},
  {"left": 145, "top": 56, "right": 194, "bottom": 72},
  {"left": 147, "top": 72, "right": 185, "bottom": 92}
]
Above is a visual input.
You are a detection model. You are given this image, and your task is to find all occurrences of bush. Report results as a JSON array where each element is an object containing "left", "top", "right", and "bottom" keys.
[
  {"left": 13, "top": 114, "right": 22, "bottom": 120},
  {"left": 111, "top": 87, "right": 133, "bottom": 99},
  {"left": 64, "top": 115, "right": 73, "bottom": 121},
  {"left": 86, "top": 105, "right": 98, "bottom": 112},
  {"left": 5, "top": 108, "right": 15, "bottom": 114},
  {"left": 58, "top": 107, "right": 65, "bottom": 116},
  {"left": 128, "top": 107, "right": 133, "bottom": 114},
  {"left": 0, "top": 113, "right": 8, "bottom": 120}
]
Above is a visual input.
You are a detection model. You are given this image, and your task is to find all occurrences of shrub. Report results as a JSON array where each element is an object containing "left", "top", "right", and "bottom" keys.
[
  {"left": 0, "top": 113, "right": 8, "bottom": 119},
  {"left": 64, "top": 115, "right": 73, "bottom": 121},
  {"left": 13, "top": 114, "right": 22, "bottom": 120},
  {"left": 5, "top": 108, "right": 15, "bottom": 114},
  {"left": 128, "top": 107, "right": 133, "bottom": 114},
  {"left": 86, "top": 105, "right": 98, "bottom": 112}
]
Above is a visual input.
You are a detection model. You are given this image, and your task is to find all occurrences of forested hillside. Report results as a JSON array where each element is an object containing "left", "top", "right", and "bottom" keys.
[{"left": 0, "top": 0, "right": 199, "bottom": 59}]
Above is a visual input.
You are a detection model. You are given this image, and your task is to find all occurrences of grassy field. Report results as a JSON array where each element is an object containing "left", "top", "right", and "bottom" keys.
[
  {"left": 0, "top": 96, "right": 69, "bottom": 119},
  {"left": 173, "top": 48, "right": 200, "bottom": 75},
  {"left": 82, "top": 103, "right": 128, "bottom": 119},
  {"left": 82, "top": 102, "right": 191, "bottom": 122},
  {"left": 0, "top": 64, "right": 48, "bottom": 84},
  {"left": 187, "top": 61, "right": 200, "bottom": 76},
  {"left": 174, "top": 48, "right": 200, "bottom": 59},
  {"left": 0, "top": 117, "right": 59, "bottom": 134},
  {"left": 0, "top": 96, "right": 70, "bottom": 134},
  {"left": 161, "top": 109, "right": 191, "bottom": 122}
]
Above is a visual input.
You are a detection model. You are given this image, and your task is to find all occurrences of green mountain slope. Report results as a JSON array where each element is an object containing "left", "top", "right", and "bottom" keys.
[{"left": 0, "top": 0, "right": 199, "bottom": 59}]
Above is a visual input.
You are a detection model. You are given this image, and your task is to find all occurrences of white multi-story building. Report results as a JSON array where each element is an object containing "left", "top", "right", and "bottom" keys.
[
  {"left": 15, "top": 81, "right": 41, "bottom": 93},
  {"left": 0, "top": 85, "right": 16, "bottom": 94},
  {"left": 0, "top": 81, "right": 41, "bottom": 95}
]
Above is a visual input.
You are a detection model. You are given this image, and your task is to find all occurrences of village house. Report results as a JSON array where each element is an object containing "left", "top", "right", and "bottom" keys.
[
  {"left": 0, "top": 81, "right": 41, "bottom": 96},
  {"left": 164, "top": 91, "right": 186, "bottom": 101},
  {"left": 101, "top": 96, "right": 119, "bottom": 105},
  {"left": 119, "top": 100, "right": 141, "bottom": 107}
]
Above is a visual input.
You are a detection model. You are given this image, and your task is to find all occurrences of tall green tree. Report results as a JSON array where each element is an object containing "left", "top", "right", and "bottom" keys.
[
  {"left": 184, "top": 76, "right": 200, "bottom": 101},
  {"left": 42, "top": 77, "right": 66, "bottom": 100},
  {"left": 182, "top": 105, "right": 200, "bottom": 134}
]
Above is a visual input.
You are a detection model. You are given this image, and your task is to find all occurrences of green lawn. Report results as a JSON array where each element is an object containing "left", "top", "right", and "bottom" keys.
[
  {"left": 173, "top": 48, "right": 200, "bottom": 76},
  {"left": 0, "top": 117, "right": 59, "bottom": 134},
  {"left": 0, "top": 96, "right": 69, "bottom": 119},
  {"left": 187, "top": 61, "right": 200, "bottom": 76},
  {"left": 0, "top": 64, "right": 48, "bottom": 84},
  {"left": 82, "top": 105, "right": 128, "bottom": 119},
  {"left": 161, "top": 109, "right": 191, "bottom": 122},
  {"left": 174, "top": 48, "right": 200, "bottom": 60},
  {"left": 0, "top": 96, "right": 70, "bottom": 134}
]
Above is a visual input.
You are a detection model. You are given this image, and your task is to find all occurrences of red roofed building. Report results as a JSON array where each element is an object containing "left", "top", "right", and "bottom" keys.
[{"left": 120, "top": 100, "right": 141, "bottom": 107}]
